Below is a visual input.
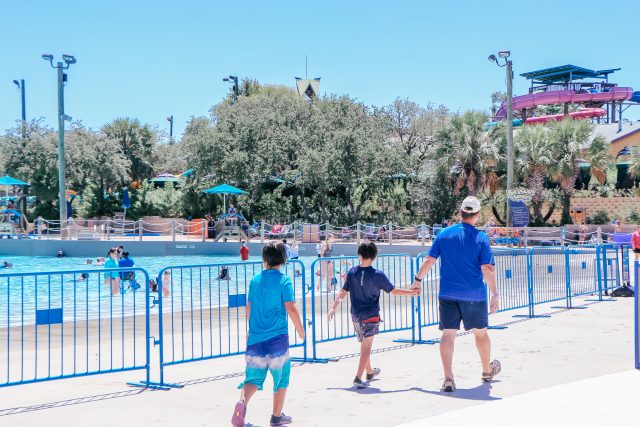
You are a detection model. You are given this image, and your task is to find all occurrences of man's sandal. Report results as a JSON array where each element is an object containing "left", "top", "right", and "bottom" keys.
[{"left": 482, "top": 360, "right": 501, "bottom": 382}]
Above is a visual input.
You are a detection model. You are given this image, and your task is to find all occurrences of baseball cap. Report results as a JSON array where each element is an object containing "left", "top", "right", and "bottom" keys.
[{"left": 460, "top": 196, "right": 481, "bottom": 214}]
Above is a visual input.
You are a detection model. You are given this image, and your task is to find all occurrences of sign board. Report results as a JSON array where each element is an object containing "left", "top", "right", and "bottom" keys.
[{"left": 508, "top": 199, "right": 529, "bottom": 228}]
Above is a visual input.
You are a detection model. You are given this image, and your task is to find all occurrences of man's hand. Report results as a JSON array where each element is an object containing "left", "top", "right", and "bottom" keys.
[
  {"left": 489, "top": 295, "right": 499, "bottom": 314},
  {"left": 410, "top": 281, "right": 422, "bottom": 295},
  {"left": 328, "top": 309, "right": 335, "bottom": 321}
]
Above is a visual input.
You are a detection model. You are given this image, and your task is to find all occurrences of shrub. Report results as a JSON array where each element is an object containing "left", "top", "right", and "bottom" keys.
[{"left": 586, "top": 210, "right": 609, "bottom": 225}]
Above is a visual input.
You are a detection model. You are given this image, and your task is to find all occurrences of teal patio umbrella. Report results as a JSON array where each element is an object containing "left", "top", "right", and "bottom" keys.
[
  {"left": 0, "top": 175, "right": 29, "bottom": 197},
  {"left": 203, "top": 183, "right": 248, "bottom": 214}
]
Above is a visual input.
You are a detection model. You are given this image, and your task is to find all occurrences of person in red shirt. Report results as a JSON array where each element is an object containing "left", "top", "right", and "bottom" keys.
[
  {"left": 240, "top": 241, "right": 250, "bottom": 261},
  {"left": 632, "top": 225, "right": 640, "bottom": 261}
]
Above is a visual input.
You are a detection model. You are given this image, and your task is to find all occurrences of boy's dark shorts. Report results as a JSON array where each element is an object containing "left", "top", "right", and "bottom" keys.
[
  {"left": 352, "top": 315, "right": 380, "bottom": 342},
  {"left": 439, "top": 298, "right": 488, "bottom": 331}
]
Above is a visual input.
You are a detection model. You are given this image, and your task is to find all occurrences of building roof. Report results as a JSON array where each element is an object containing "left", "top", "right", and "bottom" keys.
[
  {"left": 520, "top": 65, "right": 620, "bottom": 84},
  {"left": 592, "top": 122, "right": 640, "bottom": 144}
]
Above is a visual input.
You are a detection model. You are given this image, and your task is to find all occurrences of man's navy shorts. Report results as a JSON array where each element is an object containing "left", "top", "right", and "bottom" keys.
[{"left": 439, "top": 298, "right": 488, "bottom": 331}]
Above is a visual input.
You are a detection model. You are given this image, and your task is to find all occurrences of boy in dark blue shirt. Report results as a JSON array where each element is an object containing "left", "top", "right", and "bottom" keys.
[{"left": 328, "top": 242, "right": 418, "bottom": 388}]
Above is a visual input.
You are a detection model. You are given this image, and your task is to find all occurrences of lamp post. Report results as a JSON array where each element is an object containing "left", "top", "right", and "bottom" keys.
[
  {"left": 167, "top": 115, "right": 174, "bottom": 144},
  {"left": 12, "top": 79, "right": 26, "bottom": 136},
  {"left": 223, "top": 75, "right": 239, "bottom": 103},
  {"left": 42, "top": 53, "right": 76, "bottom": 234},
  {"left": 489, "top": 50, "right": 514, "bottom": 228}
]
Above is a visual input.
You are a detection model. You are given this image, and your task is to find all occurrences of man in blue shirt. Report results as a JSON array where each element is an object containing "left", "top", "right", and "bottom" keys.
[{"left": 412, "top": 196, "right": 501, "bottom": 393}]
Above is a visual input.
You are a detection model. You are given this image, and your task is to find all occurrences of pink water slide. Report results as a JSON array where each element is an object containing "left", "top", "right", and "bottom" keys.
[
  {"left": 494, "top": 87, "right": 634, "bottom": 120},
  {"left": 524, "top": 108, "right": 606, "bottom": 124}
]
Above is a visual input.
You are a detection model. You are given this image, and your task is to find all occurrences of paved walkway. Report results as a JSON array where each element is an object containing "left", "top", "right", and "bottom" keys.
[
  {"left": 0, "top": 297, "right": 635, "bottom": 426},
  {"left": 397, "top": 370, "right": 640, "bottom": 427}
]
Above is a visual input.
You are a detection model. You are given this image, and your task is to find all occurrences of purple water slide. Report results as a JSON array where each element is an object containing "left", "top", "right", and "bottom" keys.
[{"left": 494, "top": 87, "right": 634, "bottom": 120}]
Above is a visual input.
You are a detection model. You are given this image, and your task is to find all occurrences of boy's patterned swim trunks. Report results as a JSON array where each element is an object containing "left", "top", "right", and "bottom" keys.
[
  {"left": 238, "top": 334, "right": 290, "bottom": 392},
  {"left": 352, "top": 315, "right": 380, "bottom": 342}
]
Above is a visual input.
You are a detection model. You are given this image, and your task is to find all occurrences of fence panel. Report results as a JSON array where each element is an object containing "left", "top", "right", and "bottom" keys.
[
  {"left": 493, "top": 248, "right": 530, "bottom": 312},
  {"left": 415, "top": 252, "right": 440, "bottom": 330},
  {"left": 530, "top": 247, "right": 568, "bottom": 305},
  {"left": 0, "top": 267, "right": 150, "bottom": 387},
  {"left": 567, "top": 245, "right": 599, "bottom": 297},
  {"left": 156, "top": 260, "right": 307, "bottom": 370},
  {"left": 600, "top": 244, "right": 620, "bottom": 292},
  {"left": 310, "top": 255, "right": 414, "bottom": 355}
]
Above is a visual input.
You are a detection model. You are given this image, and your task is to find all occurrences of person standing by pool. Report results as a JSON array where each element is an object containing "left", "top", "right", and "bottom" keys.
[
  {"left": 321, "top": 234, "right": 337, "bottom": 291},
  {"left": 632, "top": 225, "right": 640, "bottom": 261},
  {"left": 104, "top": 248, "right": 121, "bottom": 295},
  {"left": 231, "top": 242, "right": 305, "bottom": 427},
  {"left": 412, "top": 196, "right": 501, "bottom": 392},
  {"left": 240, "top": 241, "right": 250, "bottom": 261}
]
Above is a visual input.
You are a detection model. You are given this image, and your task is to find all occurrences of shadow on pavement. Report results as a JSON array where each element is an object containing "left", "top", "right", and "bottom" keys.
[{"left": 327, "top": 382, "right": 501, "bottom": 401}]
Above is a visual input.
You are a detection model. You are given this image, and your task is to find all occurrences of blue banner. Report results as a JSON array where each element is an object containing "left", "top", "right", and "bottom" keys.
[{"left": 508, "top": 199, "right": 529, "bottom": 228}]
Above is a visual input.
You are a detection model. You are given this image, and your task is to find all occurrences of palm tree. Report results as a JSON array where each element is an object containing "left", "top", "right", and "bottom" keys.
[
  {"left": 435, "top": 111, "right": 502, "bottom": 196},
  {"left": 515, "top": 124, "right": 554, "bottom": 224},
  {"left": 548, "top": 119, "right": 610, "bottom": 224}
]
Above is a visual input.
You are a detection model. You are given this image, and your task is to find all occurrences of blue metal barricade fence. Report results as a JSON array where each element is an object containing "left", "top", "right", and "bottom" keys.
[
  {"left": 493, "top": 248, "right": 530, "bottom": 313},
  {"left": 0, "top": 267, "right": 151, "bottom": 388},
  {"left": 529, "top": 247, "right": 568, "bottom": 306},
  {"left": 414, "top": 252, "right": 440, "bottom": 344},
  {"left": 600, "top": 244, "right": 620, "bottom": 293},
  {"left": 566, "top": 245, "right": 599, "bottom": 298},
  {"left": 154, "top": 260, "right": 308, "bottom": 386},
  {"left": 310, "top": 255, "right": 414, "bottom": 360}
]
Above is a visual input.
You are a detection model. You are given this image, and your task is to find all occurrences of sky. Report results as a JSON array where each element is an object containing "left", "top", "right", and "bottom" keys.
[{"left": 2, "top": 0, "right": 640, "bottom": 140}]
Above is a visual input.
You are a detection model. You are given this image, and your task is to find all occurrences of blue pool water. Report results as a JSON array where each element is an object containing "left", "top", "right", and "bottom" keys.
[{"left": 0, "top": 254, "right": 392, "bottom": 327}]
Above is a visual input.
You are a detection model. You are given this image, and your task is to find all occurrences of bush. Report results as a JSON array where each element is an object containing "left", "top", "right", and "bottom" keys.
[{"left": 586, "top": 210, "right": 609, "bottom": 225}]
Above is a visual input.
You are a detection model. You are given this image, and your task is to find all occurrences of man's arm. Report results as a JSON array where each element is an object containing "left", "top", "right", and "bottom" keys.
[
  {"left": 328, "top": 289, "right": 347, "bottom": 321},
  {"left": 481, "top": 264, "right": 499, "bottom": 313},
  {"left": 285, "top": 302, "right": 305, "bottom": 340},
  {"left": 411, "top": 256, "right": 437, "bottom": 293}
]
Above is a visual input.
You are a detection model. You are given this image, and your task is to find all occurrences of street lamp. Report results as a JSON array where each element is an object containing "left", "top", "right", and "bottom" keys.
[
  {"left": 42, "top": 53, "right": 76, "bottom": 235},
  {"left": 167, "top": 115, "right": 174, "bottom": 144},
  {"left": 489, "top": 50, "right": 514, "bottom": 228},
  {"left": 223, "top": 75, "right": 239, "bottom": 102},
  {"left": 12, "top": 79, "right": 26, "bottom": 136}
]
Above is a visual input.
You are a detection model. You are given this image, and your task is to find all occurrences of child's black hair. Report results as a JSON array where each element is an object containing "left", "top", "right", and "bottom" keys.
[
  {"left": 262, "top": 242, "right": 287, "bottom": 267},
  {"left": 357, "top": 241, "right": 378, "bottom": 260}
]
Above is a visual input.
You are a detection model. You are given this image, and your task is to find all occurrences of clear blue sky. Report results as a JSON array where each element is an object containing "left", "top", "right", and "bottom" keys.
[{"left": 2, "top": 0, "right": 640, "bottom": 140}]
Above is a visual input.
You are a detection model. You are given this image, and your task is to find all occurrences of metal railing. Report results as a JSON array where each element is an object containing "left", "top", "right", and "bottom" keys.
[{"left": 0, "top": 245, "right": 629, "bottom": 389}]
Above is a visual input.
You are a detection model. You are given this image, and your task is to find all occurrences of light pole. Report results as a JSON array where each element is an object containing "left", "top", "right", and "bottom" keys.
[
  {"left": 223, "top": 75, "right": 239, "bottom": 103},
  {"left": 167, "top": 115, "right": 174, "bottom": 144},
  {"left": 42, "top": 53, "right": 76, "bottom": 234},
  {"left": 489, "top": 50, "right": 514, "bottom": 228},
  {"left": 12, "top": 79, "right": 26, "bottom": 136}
]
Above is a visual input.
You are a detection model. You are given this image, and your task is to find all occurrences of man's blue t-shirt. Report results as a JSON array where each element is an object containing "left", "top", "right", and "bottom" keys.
[
  {"left": 428, "top": 223, "right": 492, "bottom": 302},
  {"left": 247, "top": 269, "right": 295, "bottom": 346},
  {"left": 342, "top": 266, "right": 395, "bottom": 322}
]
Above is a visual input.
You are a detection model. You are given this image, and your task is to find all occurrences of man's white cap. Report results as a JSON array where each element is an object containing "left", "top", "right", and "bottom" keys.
[{"left": 460, "top": 196, "right": 481, "bottom": 214}]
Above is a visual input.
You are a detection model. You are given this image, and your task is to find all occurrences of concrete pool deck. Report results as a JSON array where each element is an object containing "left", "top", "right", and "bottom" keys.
[{"left": 0, "top": 296, "right": 635, "bottom": 426}]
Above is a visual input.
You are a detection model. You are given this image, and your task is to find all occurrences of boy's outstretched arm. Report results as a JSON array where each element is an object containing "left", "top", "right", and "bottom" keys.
[
  {"left": 285, "top": 302, "right": 305, "bottom": 340},
  {"left": 390, "top": 288, "right": 419, "bottom": 296},
  {"left": 328, "top": 289, "right": 347, "bottom": 321}
]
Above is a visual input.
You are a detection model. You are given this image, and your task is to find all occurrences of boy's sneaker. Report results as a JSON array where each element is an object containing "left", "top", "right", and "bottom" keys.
[
  {"left": 231, "top": 401, "right": 246, "bottom": 427},
  {"left": 441, "top": 377, "right": 456, "bottom": 392},
  {"left": 366, "top": 368, "right": 381, "bottom": 381},
  {"left": 270, "top": 413, "right": 293, "bottom": 426},
  {"left": 353, "top": 376, "right": 370, "bottom": 389},
  {"left": 482, "top": 359, "right": 501, "bottom": 383}
]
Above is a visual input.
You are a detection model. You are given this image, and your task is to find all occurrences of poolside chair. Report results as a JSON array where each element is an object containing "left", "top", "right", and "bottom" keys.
[
  {"left": 364, "top": 224, "right": 379, "bottom": 240},
  {"left": 268, "top": 224, "right": 283, "bottom": 238},
  {"left": 341, "top": 227, "right": 352, "bottom": 241}
]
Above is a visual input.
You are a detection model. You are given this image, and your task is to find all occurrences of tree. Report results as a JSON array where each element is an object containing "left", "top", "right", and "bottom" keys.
[
  {"left": 435, "top": 111, "right": 502, "bottom": 196},
  {"left": 103, "top": 118, "right": 156, "bottom": 181},
  {"left": 490, "top": 92, "right": 506, "bottom": 118},
  {"left": 0, "top": 120, "right": 59, "bottom": 219},
  {"left": 515, "top": 124, "right": 554, "bottom": 224},
  {"left": 379, "top": 98, "right": 450, "bottom": 163},
  {"left": 548, "top": 119, "right": 610, "bottom": 224}
]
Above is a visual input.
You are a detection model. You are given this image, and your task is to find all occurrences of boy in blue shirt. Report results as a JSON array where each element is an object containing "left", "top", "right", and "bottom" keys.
[
  {"left": 328, "top": 242, "right": 418, "bottom": 388},
  {"left": 232, "top": 243, "right": 305, "bottom": 427}
]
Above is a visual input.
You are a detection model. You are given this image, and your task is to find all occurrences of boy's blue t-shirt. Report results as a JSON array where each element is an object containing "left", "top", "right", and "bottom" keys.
[
  {"left": 247, "top": 269, "right": 295, "bottom": 346},
  {"left": 428, "top": 223, "right": 492, "bottom": 302},
  {"left": 342, "top": 266, "right": 395, "bottom": 322}
]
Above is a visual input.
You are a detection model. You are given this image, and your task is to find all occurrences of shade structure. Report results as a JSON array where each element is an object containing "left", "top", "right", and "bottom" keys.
[
  {"left": 202, "top": 184, "right": 248, "bottom": 214},
  {"left": 0, "top": 175, "right": 29, "bottom": 186},
  {"left": 150, "top": 173, "right": 180, "bottom": 184}
]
